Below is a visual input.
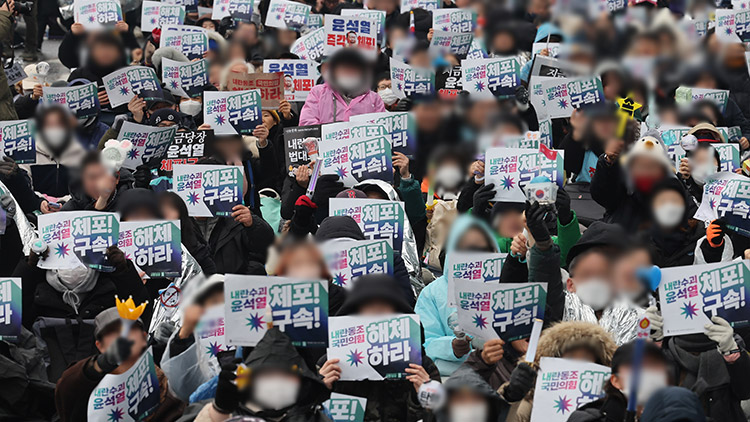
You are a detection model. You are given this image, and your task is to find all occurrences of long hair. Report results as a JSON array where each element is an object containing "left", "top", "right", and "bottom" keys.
[
  {"left": 274, "top": 241, "right": 331, "bottom": 281},
  {"left": 159, "top": 191, "right": 198, "bottom": 247}
]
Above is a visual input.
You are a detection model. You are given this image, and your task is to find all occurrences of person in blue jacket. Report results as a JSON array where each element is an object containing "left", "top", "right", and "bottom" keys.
[{"left": 415, "top": 214, "right": 500, "bottom": 377}]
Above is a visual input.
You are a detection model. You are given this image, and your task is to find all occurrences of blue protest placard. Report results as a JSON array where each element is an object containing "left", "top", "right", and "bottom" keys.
[
  {"left": 173, "top": 164, "right": 244, "bottom": 217},
  {"left": 319, "top": 135, "right": 393, "bottom": 186},
  {"left": 204, "top": 90, "right": 262, "bottom": 135},
  {"left": 461, "top": 57, "right": 521, "bottom": 99},
  {"left": 141, "top": 1, "right": 185, "bottom": 32},
  {"left": 103, "top": 66, "right": 163, "bottom": 108},
  {"left": 37, "top": 211, "right": 120, "bottom": 271},
  {"left": 162, "top": 58, "right": 208, "bottom": 98},
  {"left": 265, "top": 0, "right": 311, "bottom": 31},
  {"left": 350, "top": 112, "right": 417, "bottom": 156},
  {"left": 118, "top": 122, "right": 177, "bottom": 170},
  {"left": 329, "top": 198, "right": 405, "bottom": 252},
  {"left": 0, "top": 120, "right": 35, "bottom": 164},
  {"left": 390, "top": 58, "right": 435, "bottom": 99},
  {"left": 0, "top": 278, "right": 22, "bottom": 342},
  {"left": 323, "top": 239, "right": 394, "bottom": 290},
  {"left": 74, "top": 0, "right": 122, "bottom": 30},
  {"left": 291, "top": 27, "right": 326, "bottom": 62},
  {"left": 694, "top": 172, "right": 750, "bottom": 236},
  {"left": 42, "top": 83, "right": 99, "bottom": 120},
  {"left": 160, "top": 25, "right": 208, "bottom": 60},
  {"left": 118, "top": 220, "right": 182, "bottom": 278}
]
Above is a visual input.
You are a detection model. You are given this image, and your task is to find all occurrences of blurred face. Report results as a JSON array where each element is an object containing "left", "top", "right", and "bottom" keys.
[
  {"left": 91, "top": 43, "right": 120, "bottom": 67},
  {"left": 278, "top": 29, "right": 298, "bottom": 48},
  {"left": 562, "top": 347, "right": 596, "bottom": 362},
  {"left": 97, "top": 327, "right": 148, "bottom": 366},
  {"left": 694, "top": 73, "right": 717, "bottom": 89},
  {"left": 724, "top": 43, "right": 747, "bottom": 69},
  {"left": 651, "top": 189, "right": 685, "bottom": 229},
  {"left": 82, "top": 162, "right": 109, "bottom": 199},
  {"left": 359, "top": 300, "right": 396, "bottom": 315},
  {"left": 568, "top": 252, "right": 610, "bottom": 293},
  {"left": 228, "top": 44, "right": 247, "bottom": 61},
  {"left": 414, "top": 102, "right": 443, "bottom": 132},
  {"left": 369, "top": 0, "right": 397, "bottom": 13},
  {"left": 612, "top": 249, "right": 651, "bottom": 299},
  {"left": 43, "top": 111, "right": 68, "bottom": 129},
  {"left": 449, "top": 390, "right": 488, "bottom": 422},
  {"left": 284, "top": 246, "right": 323, "bottom": 279},
  {"left": 334, "top": 65, "right": 362, "bottom": 84},
  {"left": 492, "top": 32, "right": 515, "bottom": 54},
  {"left": 527, "top": 0, "right": 550, "bottom": 21},
  {"left": 261, "top": 110, "right": 276, "bottom": 128},
  {"left": 629, "top": 156, "right": 666, "bottom": 185},
  {"left": 161, "top": 203, "right": 180, "bottom": 221},
  {"left": 210, "top": 63, "right": 223, "bottom": 88},
  {"left": 495, "top": 210, "right": 524, "bottom": 239},
  {"left": 251, "top": 371, "right": 301, "bottom": 410},
  {"left": 456, "top": 227, "right": 492, "bottom": 252},
  {"left": 235, "top": 22, "right": 258, "bottom": 45},
  {"left": 610, "top": 356, "right": 668, "bottom": 405},
  {"left": 691, "top": 147, "right": 719, "bottom": 170},
  {"left": 213, "top": 138, "right": 244, "bottom": 161},
  {"left": 201, "top": 20, "right": 216, "bottom": 31},
  {"left": 467, "top": 100, "right": 499, "bottom": 130},
  {"left": 124, "top": 207, "right": 157, "bottom": 221},
  {"left": 377, "top": 79, "right": 391, "bottom": 92},
  {"left": 591, "top": 117, "right": 617, "bottom": 141},
  {"left": 410, "top": 51, "right": 431, "bottom": 68}
]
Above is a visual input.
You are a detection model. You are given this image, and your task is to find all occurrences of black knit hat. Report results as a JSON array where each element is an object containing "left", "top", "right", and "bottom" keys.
[
  {"left": 337, "top": 274, "right": 413, "bottom": 315},
  {"left": 611, "top": 341, "right": 667, "bottom": 374},
  {"left": 315, "top": 216, "right": 365, "bottom": 242}
]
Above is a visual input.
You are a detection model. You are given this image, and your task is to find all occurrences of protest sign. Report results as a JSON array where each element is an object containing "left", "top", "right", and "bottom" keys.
[
  {"left": 226, "top": 72, "right": 284, "bottom": 110},
  {"left": 329, "top": 198, "right": 405, "bottom": 251},
  {"left": 324, "top": 15, "right": 378, "bottom": 59},
  {"left": 390, "top": 58, "right": 435, "bottom": 99},
  {"left": 400, "top": 0, "right": 439, "bottom": 13},
  {"left": 485, "top": 147, "right": 565, "bottom": 202},
  {"left": 455, "top": 280, "right": 547, "bottom": 341},
  {"left": 670, "top": 143, "right": 739, "bottom": 173},
  {"left": 342, "top": 9, "right": 386, "bottom": 47},
  {"left": 164, "top": 0, "right": 198, "bottom": 12},
  {"left": 162, "top": 58, "right": 208, "bottom": 98},
  {"left": 74, "top": 0, "right": 122, "bottom": 30},
  {"left": 436, "top": 66, "right": 463, "bottom": 100},
  {"left": 529, "top": 55, "right": 590, "bottom": 79},
  {"left": 466, "top": 38, "right": 488, "bottom": 59},
  {"left": 265, "top": 0, "right": 311, "bottom": 30},
  {"left": 539, "top": 118, "right": 553, "bottom": 148},
  {"left": 141, "top": 1, "right": 185, "bottom": 32},
  {"left": 446, "top": 251, "right": 507, "bottom": 307},
  {"left": 350, "top": 112, "right": 417, "bottom": 156},
  {"left": 532, "top": 42, "right": 561, "bottom": 58},
  {"left": 659, "top": 260, "right": 750, "bottom": 336},
  {"left": 530, "top": 357, "right": 611, "bottom": 422},
  {"left": 320, "top": 121, "right": 388, "bottom": 143},
  {"left": 429, "top": 31, "right": 473, "bottom": 58},
  {"left": 283, "top": 125, "right": 320, "bottom": 176},
  {"left": 318, "top": 135, "right": 393, "bottom": 186},
  {"left": 160, "top": 130, "right": 210, "bottom": 173},
  {"left": 42, "top": 83, "right": 99, "bottom": 119},
  {"left": 432, "top": 8, "right": 476, "bottom": 32},
  {"left": 323, "top": 393, "right": 367, "bottom": 422},
  {"left": 103, "top": 66, "right": 163, "bottom": 108},
  {"left": 160, "top": 25, "right": 208, "bottom": 60},
  {"left": 530, "top": 76, "right": 605, "bottom": 119},
  {"left": 263, "top": 59, "right": 320, "bottom": 101},
  {"left": 173, "top": 164, "right": 244, "bottom": 217},
  {"left": 204, "top": 90, "right": 262, "bottom": 135},
  {"left": 291, "top": 27, "right": 326, "bottom": 61},
  {"left": 716, "top": 9, "right": 750, "bottom": 43},
  {"left": 694, "top": 172, "right": 750, "bottom": 235},
  {"left": 87, "top": 348, "right": 160, "bottom": 422},
  {"left": 0, "top": 120, "right": 35, "bottom": 164},
  {"left": 224, "top": 275, "right": 329, "bottom": 347},
  {"left": 461, "top": 57, "right": 521, "bottom": 99},
  {"left": 327, "top": 314, "right": 422, "bottom": 380},
  {"left": 4, "top": 61, "right": 26, "bottom": 85},
  {"left": 118, "top": 220, "right": 182, "bottom": 278},
  {"left": 480, "top": 131, "right": 545, "bottom": 150},
  {"left": 38, "top": 211, "right": 119, "bottom": 271},
  {"left": 675, "top": 86, "right": 730, "bottom": 113},
  {"left": 117, "top": 122, "right": 177, "bottom": 170},
  {"left": 304, "top": 13, "right": 323, "bottom": 30},
  {"left": 0, "top": 278, "right": 21, "bottom": 342},
  {"left": 212, "top": 0, "right": 254, "bottom": 21},
  {"left": 323, "top": 239, "right": 394, "bottom": 290},
  {"left": 196, "top": 304, "right": 232, "bottom": 373}
]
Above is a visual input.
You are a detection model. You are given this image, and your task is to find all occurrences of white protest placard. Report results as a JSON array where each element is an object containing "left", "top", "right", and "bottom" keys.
[
  {"left": 265, "top": 0, "right": 311, "bottom": 30},
  {"left": 329, "top": 198, "right": 406, "bottom": 252},
  {"left": 4, "top": 61, "right": 26, "bottom": 85},
  {"left": 141, "top": 1, "right": 185, "bottom": 32},
  {"left": 102, "top": 66, "right": 163, "bottom": 108},
  {"left": 37, "top": 212, "right": 119, "bottom": 271},
  {"left": 74, "top": 0, "right": 122, "bottom": 30},
  {"left": 291, "top": 27, "right": 326, "bottom": 61},
  {"left": 390, "top": 58, "right": 435, "bottom": 99},
  {"left": 323, "top": 393, "right": 367, "bottom": 422},
  {"left": 429, "top": 31, "right": 473, "bottom": 58},
  {"left": 342, "top": 9, "right": 386, "bottom": 47},
  {"left": 659, "top": 260, "right": 750, "bottom": 336},
  {"left": 324, "top": 14, "right": 378, "bottom": 59},
  {"left": 530, "top": 357, "right": 611, "bottom": 422},
  {"left": 485, "top": 147, "right": 565, "bottom": 202},
  {"left": 461, "top": 57, "right": 521, "bottom": 99},
  {"left": 318, "top": 135, "right": 393, "bottom": 186},
  {"left": 42, "top": 83, "right": 99, "bottom": 119},
  {"left": 327, "top": 314, "right": 422, "bottom": 380},
  {"left": 118, "top": 220, "right": 182, "bottom": 278},
  {"left": 530, "top": 76, "right": 605, "bottom": 119},
  {"left": 263, "top": 59, "right": 320, "bottom": 101},
  {"left": 203, "top": 90, "right": 262, "bottom": 135},
  {"left": 195, "top": 304, "right": 233, "bottom": 373},
  {"left": 224, "top": 275, "right": 329, "bottom": 347},
  {"left": 323, "top": 239, "right": 394, "bottom": 290},
  {"left": 432, "top": 8, "right": 476, "bottom": 33},
  {"left": 172, "top": 164, "right": 244, "bottom": 217},
  {"left": 162, "top": 58, "right": 208, "bottom": 98},
  {"left": 455, "top": 280, "right": 547, "bottom": 341},
  {"left": 693, "top": 172, "right": 750, "bottom": 236},
  {"left": 446, "top": 252, "right": 507, "bottom": 307},
  {"left": 160, "top": 25, "right": 208, "bottom": 60},
  {"left": 211, "top": 0, "right": 254, "bottom": 21},
  {"left": 117, "top": 122, "right": 177, "bottom": 170},
  {"left": 350, "top": 111, "right": 417, "bottom": 156},
  {"left": 532, "top": 42, "right": 561, "bottom": 58},
  {"left": 87, "top": 348, "right": 160, "bottom": 422},
  {"left": 400, "top": 0, "right": 439, "bottom": 13},
  {"left": 675, "top": 86, "right": 730, "bottom": 113}
]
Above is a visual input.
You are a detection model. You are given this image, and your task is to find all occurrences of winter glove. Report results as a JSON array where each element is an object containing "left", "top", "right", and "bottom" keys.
[
  {"left": 645, "top": 306, "right": 664, "bottom": 342},
  {"left": 133, "top": 163, "right": 153, "bottom": 189},
  {"left": 515, "top": 86, "right": 530, "bottom": 111},
  {"left": 472, "top": 183, "right": 495, "bottom": 220},
  {"left": 451, "top": 337, "right": 471, "bottom": 358},
  {"left": 0, "top": 193, "right": 15, "bottom": 217},
  {"left": 289, "top": 195, "right": 318, "bottom": 238},
  {"left": 706, "top": 218, "right": 726, "bottom": 248},
  {"left": 0, "top": 156, "right": 18, "bottom": 178},
  {"left": 106, "top": 245, "right": 128, "bottom": 271},
  {"left": 96, "top": 336, "right": 133, "bottom": 374},
  {"left": 525, "top": 201, "right": 551, "bottom": 244},
  {"left": 152, "top": 320, "right": 177, "bottom": 345},
  {"left": 214, "top": 358, "right": 241, "bottom": 414},
  {"left": 554, "top": 187, "right": 573, "bottom": 225},
  {"left": 311, "top": 174, "right": 345, "bottom": 207},
  {"left": 504, "top": 362, "right": 537, "bottom": 402},
  {"left": 705, "top": 316, "right": 738, "bottom": 354}
]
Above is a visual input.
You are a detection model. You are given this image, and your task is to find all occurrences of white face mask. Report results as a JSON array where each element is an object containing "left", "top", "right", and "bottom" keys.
[
  {"left": 43, "top": 128, "right": 68, "bottom": 148},
  {"left": 336, "top": 75, "right": 362, "bottom": 92},
  {"left": 575, "top": 278, "right": 612, "bottom": 311},
  {"left": 180, "top": 100, "right": 202, "bottom": 116},
  {"left": 654, "top": 202, "right": 684, "bottom": 229},
  {"left": 435, "top": 166, "right": 464, "bottom": 189},
  {"left": 252, "top": 376, "right": 300, "bottom": 410},
  {"left": 378, "top": 88, "right": 398, "bottom": 106},
  {"left": 620, "top": 370, "right": 668, "bottom": 405},
  {"left": 450, "top": 403, "right": 488, "bottom": 422},
  {"left": 691, "top": 162, "right": 716, "bottom": 186}
]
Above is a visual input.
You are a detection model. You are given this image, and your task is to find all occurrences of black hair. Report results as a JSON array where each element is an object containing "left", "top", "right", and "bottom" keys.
[
  {"left": 159, "top": 191, "right": 199, "bottom": 247},
  {"left": 81, "top": 150, "right": 103, "bottom": 170},
  {"left": 685, "top": 142, "right": 721, "bottom": 169},
  {"left": 568, "top": 247, "right": 614, "bottom": 278}
]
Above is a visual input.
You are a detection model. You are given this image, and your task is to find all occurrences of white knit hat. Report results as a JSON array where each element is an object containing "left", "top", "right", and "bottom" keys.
[{"left": 625, "top": 135, "right": 673, "bottom": 171}]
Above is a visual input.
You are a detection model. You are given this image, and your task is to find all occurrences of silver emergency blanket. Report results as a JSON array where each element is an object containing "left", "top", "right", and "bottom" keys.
[
  {"left": 147, "top": 246, "right": 204, "bottom": 333},
  {"left": 563, "top": 290, "right": 644, "bottom": 345},
  {"left": 0, "top": 181, "right": 37, "bottom": 255}
]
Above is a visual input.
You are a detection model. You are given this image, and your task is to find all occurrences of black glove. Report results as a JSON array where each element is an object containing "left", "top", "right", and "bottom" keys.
[
  {"left": 106, "top": 245, "right": 128, "bottom": 271},
  {"left": 96, "top": 336, "right": 133, "bottom": 374},
  {"left": 472, "top": 183, "right": 495, "bottom": 220},
  {"left": 0, "top": 156, "right": 18, "bottom": 178},
  {"left": 504, "top": 362, "right": 537, "bottom": 402},
  {"left": 0, "top": 193, "right": 15, "bottom": 217},
  {"left": 525, "top": 201, "right": 551, "bottom": 244},
  {"left": 515, "top": 85, "right": 529, "bottom": 106},
  {"left": 133, "top": 163, "right": 153, "bottom": 189},
  {"left": 311, "top": 174, "right": 345, "bottom": 207},
  {"left": 554, "top": 187, "right": 573, "bottom": 225},
  {"left": 214, "top": 358, "right": 241, "bottom": 414}
]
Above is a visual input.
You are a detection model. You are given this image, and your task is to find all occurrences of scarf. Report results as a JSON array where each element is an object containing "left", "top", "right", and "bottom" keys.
[
  {"left": 45, "top": 266, "right": 99, "bottom": 314},
  {"left": 668, "top": 335, "right": 730, "bottom": 396}
]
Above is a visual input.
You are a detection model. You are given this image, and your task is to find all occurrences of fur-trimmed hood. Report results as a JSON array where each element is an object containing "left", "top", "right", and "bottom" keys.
[{"left": 534, "top": 321, "right": 617, "bottom": 366}]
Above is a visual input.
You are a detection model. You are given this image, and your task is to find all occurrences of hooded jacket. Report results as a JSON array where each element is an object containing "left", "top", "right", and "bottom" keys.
[
  {"left": 415, "top": 215, "right": 500, "bottom": 376},
  {"left": 640, "top": 387, "right": 706, "bottom": 422},
  {"left": 61, "top": 167, "right": 136, "bottom": 212},
  {"left": 299, "top": 82, "right": 386, "bottom": 126},
  {"left": 436, "top": 367, "right": 510, "bottom": 422},
  {"left": 195, "top": 211, "right": 274, "bottom": 276}
]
